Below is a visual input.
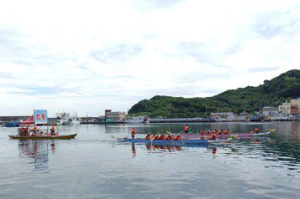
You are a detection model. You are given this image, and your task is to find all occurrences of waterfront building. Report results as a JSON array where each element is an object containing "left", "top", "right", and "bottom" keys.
[
  {"left": 278, "top": 98, "right": 300, "bottom": 116},
  {"left": 262, "top": 107, "right": 279, "bottom": 116},
  {"left": 105, "top": 109, "right": 126, "bottom": 122},
  {"left": 211, "top": 112, "right": 234, "bottom": 119}
]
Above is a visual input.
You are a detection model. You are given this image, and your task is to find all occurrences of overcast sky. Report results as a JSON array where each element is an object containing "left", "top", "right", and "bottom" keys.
[{"left": 0, "top": 0, "right": 299, "bottom": 117}]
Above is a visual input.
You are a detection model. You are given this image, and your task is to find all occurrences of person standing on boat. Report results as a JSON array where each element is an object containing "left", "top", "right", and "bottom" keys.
[
  {"left": 51, "top": 125, "right": 56, "bottom": 135},
  {"left": 131, "top": 127, "right": 136, "bottom": 139},
  {"left": 184, "top": 125, "right": 189, "bottom": 133},
  {"left": 32, "top": 125, "right": 38, "bottom": 136}
]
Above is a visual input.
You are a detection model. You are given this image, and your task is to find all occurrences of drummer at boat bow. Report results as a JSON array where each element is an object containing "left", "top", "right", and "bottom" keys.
[
  {"left": 32, "top": 125, "right": 38, "bottom": 136},
  {"left": 254, "top": 127, "right": 259, "bottom": 134},
  {"left": 131, "top": 127, "right": 136, "bottom": 139},
  {"left": 33, "top": 125, "right": 38, "bottom": 133},
  {"left": 51, "top": 125, "right": 56, "bottom": 135}
]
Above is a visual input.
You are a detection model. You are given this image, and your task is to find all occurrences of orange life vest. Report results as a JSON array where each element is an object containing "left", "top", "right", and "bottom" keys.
[
  {"left": 184, "top": 126, "right": 189, "bottom": 131},
  {"left": 212, "top": 133, "right": 217, "bottom": 140},
  {"left": 175, "top": 136, "right": 181, "bottom": 140}
]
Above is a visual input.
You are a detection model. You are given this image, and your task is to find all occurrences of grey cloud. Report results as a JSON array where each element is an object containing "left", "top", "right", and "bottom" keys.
[
  {"left": 254, "top": 8, "right": 300, "bottom": 39},
  {"left": 135, "top": 0, "right": 184, "bottom": 10},
  {"left": 0, "top": 27, "right": 70, "bottom": 68},
  {"left": 77, "top": 64, "right": 89, "bottom": 70},
  {"left": 8, "top": 86, "right": 62, "bottom": 96},
  {"left": 247, "top": 67, "right": 278, "bottom": 73},
  {"left": 115, "top": 75, "right": 134, "bottom": 79},
  {"left": 146, "top": 85, "right": 222, "bottom": 98},
  {"left": 179, "top": 42, "right": 229, "bottom": 68},
  {"left": 174, "top": 72, "right": 235, "bottom": 85},
  {"left": 0, "top": 27, "right": 32, "bottom": 61},
  {"left": 0, "top": 72, "right": 12, "bottom": 78},
  {"left": 92, "top": 44, "right": 143, "bottom": 64},
  {"left": 179, "top": 42, "right": 213, "bottom": 63}
]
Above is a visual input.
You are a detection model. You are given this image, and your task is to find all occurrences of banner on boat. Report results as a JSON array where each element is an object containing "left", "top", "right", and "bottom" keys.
[{"left": 34, "top": 110, "right": 48, "bottom": 124}]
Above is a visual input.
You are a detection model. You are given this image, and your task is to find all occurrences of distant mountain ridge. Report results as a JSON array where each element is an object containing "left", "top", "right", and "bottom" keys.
[{"left": 128, "top": 69, "right": 300, "bottom": 118}]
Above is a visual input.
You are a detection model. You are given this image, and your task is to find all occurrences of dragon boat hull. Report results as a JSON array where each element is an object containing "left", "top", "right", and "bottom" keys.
[
  {"left": 181, "top": 132, "right": 271, "bottom": 139},
  {"left": 9, "top": 134, "right": 77, "bottom": 140},
  {"left": 118, "top": 138, "right": 231, "bottom": 145}
]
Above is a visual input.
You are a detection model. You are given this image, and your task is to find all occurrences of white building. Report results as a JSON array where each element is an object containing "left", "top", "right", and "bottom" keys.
[
  {"left": 278, "top": 98, "right": 300, "bottom": 116},
  {"left": 262, "top": 107, "right": 279, "bottom": 116}
]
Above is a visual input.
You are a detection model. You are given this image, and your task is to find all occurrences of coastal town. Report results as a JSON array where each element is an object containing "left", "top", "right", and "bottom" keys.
[{"left": 1, "top": 98, "right": 299, "bottom": 127}]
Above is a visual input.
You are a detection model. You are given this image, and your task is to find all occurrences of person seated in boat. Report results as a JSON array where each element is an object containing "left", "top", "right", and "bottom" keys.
[
  {"left": 224, "top": 129, "right": 230, "bottom": 135},
  {"left": 174, "top": 135, "right": 182, "bottom": 140},
  {"left": 159, "top": 135, "right": 165, "bottom": 140},
  {"left": 18, "top": 127, "right": 25, "bottom": 136},
  {"left": 184, "top": 125, "right": 189, "bottom": 133},
  {"left": 166, "top": 135, "right": 172, "bottom": 140},
  {"left": 33, "top": 125, "right": 38, "bottom": 134},
  {"left": 201, "top": 130, "right": 206, "bottom": 135},
  {"left": 131, "top": 127, "right": 136, "bottom": 139},
  {"left": 154, "top": 135, "right": 160, "bottom": 140},
  {"left": 207, "top": 130, "right": 211, "bottom": 135},
  {"left": 211, "top": 132, "right": 217, "bottom": 140},
  {"left": 51, "top": 125, "right": 56, "bottom": 135},
  {"left": 145, "top": 134, "right": 150, "bottom": 140},
  {"left": 254, "top": 127, "right": 259, "bottom": 134},
  {"left": 218, "top": 129, "right": 223, "bottom": 135}
]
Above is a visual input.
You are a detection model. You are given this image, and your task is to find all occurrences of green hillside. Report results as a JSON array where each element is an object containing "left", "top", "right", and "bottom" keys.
[{"left": 128, "top": 69, "right": 300, "bottom": 118}]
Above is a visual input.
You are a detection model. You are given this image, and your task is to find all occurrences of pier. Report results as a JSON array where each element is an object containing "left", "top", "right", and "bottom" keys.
[{"left": 149, "top": 118, "right": 215, "bottom": 123}]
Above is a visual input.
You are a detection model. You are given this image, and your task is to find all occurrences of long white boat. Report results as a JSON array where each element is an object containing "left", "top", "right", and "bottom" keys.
[
  {"left": 56, "top": 111, "right": 80, "bottom": 125},
  {"left": 126, "top": 116, "right": 149, "bottom": 124}
]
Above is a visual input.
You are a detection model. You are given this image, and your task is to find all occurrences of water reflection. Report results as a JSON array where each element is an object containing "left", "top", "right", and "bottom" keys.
[
  {"left": 145, "top": 143, "right": 183, "bottom": 152},
  {"left": 129, "top": 142, "right": 224, "bottom": 157},
  {"left": 18, "top": 140, "right": 56, "bottom": 171}
]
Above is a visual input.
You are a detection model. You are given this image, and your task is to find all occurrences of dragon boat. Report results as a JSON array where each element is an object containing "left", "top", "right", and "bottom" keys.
[
  {"left": 117, "top": 137, "right": 231, "bottom": 145},
  {"left": 181, "top": 131, "right": 272, "bottom": 139},
  {"left": 9, "top": 134, "right": 77, "bottom": 140}
]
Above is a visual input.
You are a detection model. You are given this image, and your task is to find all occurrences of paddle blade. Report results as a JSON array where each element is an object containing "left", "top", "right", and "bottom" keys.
[
  {"left": 231, "top": 135, "right": 238, "bottom": 139},
  {"left": 269, "top": 129, "right": 276, "bottom": 133}
]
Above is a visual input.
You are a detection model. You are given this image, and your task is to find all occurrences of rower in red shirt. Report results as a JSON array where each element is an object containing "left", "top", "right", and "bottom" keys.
[
  {"left": 131, "top": 127, "right": 136, "bottom": 139},
  {"left": 211, "top": 132, "right": 217, "bottom": 140}
]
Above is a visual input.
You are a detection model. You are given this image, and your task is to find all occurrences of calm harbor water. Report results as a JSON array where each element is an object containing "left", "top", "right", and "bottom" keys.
[{"left": 0, "top": 122, "right": 299, "bottom": 199}]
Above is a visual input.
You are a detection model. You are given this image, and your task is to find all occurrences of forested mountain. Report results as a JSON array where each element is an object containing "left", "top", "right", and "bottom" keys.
[{"left": 128, "top": 69, "right": 300, "bottom": 118}]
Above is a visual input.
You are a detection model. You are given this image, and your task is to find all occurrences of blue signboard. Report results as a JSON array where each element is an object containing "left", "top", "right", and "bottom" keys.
[{"left": 34, "top": 110, "right": 48, "bottom": 124}]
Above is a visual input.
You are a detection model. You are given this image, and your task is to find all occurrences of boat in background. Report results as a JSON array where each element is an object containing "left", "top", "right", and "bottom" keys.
[
  {"left": 3, "top": 120, "right": 19, "bottom": 127},
  {"left": 181, "top": 131, "right": 272, "bottom": 139},
  {"left": 126, "top": 116, "right": 149, "bottom": 124},
  {"left": 56, "top": 111, "right": 80, "bottom": 125}
]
